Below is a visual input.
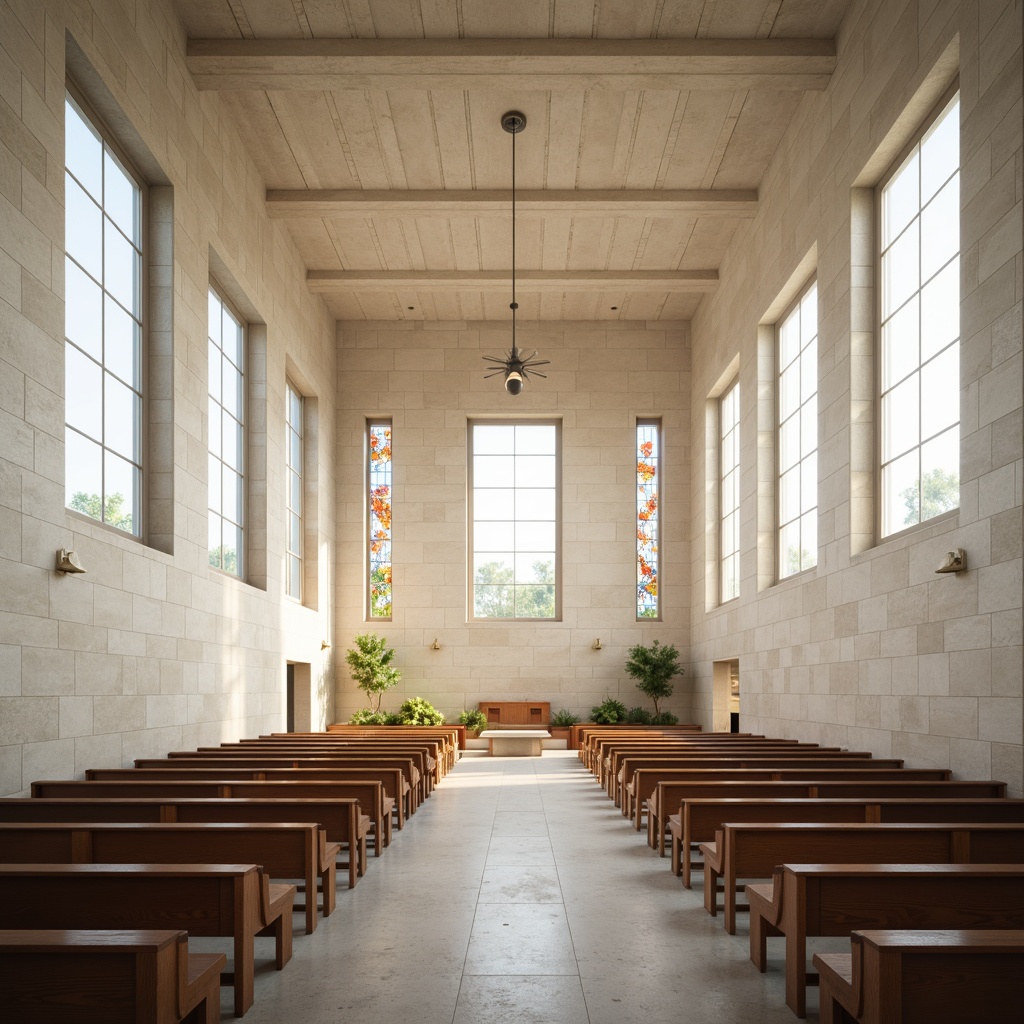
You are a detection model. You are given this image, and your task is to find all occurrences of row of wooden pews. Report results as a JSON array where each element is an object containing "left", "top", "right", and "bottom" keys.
[
  {"left": 577, "top": 725, "right": 1024, "bottom": 1022},
  {"left": 0, "top": 725, "right": 461, "bottom": 1021}
]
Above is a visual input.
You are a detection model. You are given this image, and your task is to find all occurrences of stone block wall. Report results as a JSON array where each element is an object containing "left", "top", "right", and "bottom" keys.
[
  {"left": 687, "top": 0, "right": 1023, "bottom": 793},
  {"left": 0, "top": 0, "right": 337, "bottom": 795}
]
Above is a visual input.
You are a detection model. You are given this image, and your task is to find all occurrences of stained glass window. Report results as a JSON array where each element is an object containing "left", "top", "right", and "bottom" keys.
[
  {"left": 368, "top": 421, "right": 392, "bottom": 618},
  {"left": 636, "top": 420, "right": 660, "bottom": 619}
]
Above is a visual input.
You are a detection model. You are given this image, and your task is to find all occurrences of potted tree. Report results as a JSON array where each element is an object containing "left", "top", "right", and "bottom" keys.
[
  {"left": 458, "top": 709, "right": 488, "bottom": 737},
  {"left": 345, "top": 633, "right": 400, "bottom": 723},
  {"left": 625, "top": 639, "right": 683, "bottom": 724}
]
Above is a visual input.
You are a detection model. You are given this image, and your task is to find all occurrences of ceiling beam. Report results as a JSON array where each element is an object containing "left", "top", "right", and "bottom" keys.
[
  {"left": 187, "top": 38, "right": 835, "bottom": 92},
  {"left": 306, "top": 270, "right": 719, "bottom": 293},
  {"left": 267, "top": 189, "right": 758, "bottom": 219}
]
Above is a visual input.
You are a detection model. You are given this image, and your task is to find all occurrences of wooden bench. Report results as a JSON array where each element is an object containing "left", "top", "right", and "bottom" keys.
[
  {"left": 814, "top": 929, "right": 1024, "bottom": 1024},
  {"left": 221, "top": 741, "right": 443, "bottom": 791},
  {"left": 0, "top": 821, "right": 338, "bottom": 935},
  {"left": 643, "top": 770, "right": 954, "bottom": 847},
  {"left": 746, "top": 863, "right": 1024, "bottom": 1017},
  {"left": 324, "top": 725, "right": 463, "bottom": 769},
  {"left": 139, "top": 756, "right": 422, "bottom": 815},
  {"left": 622, "top": 770, "right": 999, "bottom": 823},
  {"left": 670, "top": 796, "right": 1024, "bottom": 885},
  {"left": 575, "top": 724, "right": 703, "bottom": 762},
  {"left": 0, "top": 863, "right": 294, "bottom": 1017},
  {"left": 33, "top": 778, "right": 394, "bottom": 856},
  {"left": 698, "top": 822, "right": 1024, "bottom": 935},
  {"left": 614, "top": 754, "right": 903, "bottom": 808},
  {"left": 0, "top": 928, "right": 225, "bottom": 1024},
  {"left": 0, "top": 796, "right": 370, "bottom": 890},
  {"left": 87, "top": 765, "right": 411, "bottom": 833}
]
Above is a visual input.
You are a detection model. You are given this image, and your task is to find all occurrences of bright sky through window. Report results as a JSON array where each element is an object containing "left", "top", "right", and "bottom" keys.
[
  {"left": 880, "top": 92, "right": 960, "bottom": 537},
  {"left": 471, "top": 422, "right": 558, "bottom": 619}
]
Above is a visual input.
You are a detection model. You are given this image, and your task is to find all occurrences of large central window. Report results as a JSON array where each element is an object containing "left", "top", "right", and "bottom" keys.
[{"left": 469, "top": 421, "right": 559, "bottom": 620}]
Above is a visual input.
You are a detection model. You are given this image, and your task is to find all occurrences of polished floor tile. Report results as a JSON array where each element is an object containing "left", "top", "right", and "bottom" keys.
[{"left": 239, "top": 750, "right": 804, "bottom": 1023}]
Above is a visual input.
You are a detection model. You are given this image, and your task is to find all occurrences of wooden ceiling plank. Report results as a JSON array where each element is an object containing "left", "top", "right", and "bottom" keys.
[
  {"left": 265, "top": 187, "right": 759, "bottom": 216},
  {"left": 367, "top": 91, "right": 412, "bottom": 189},
  {"left": 185, "top": 37, "right": 838, "bottom": 92},
  {"left": 328, "top": 92, "right": 393, "bottom": 188},
  {"left": 220, "top": 91, "right": 307, "bottom": 188},
  {"left": 431, "top": 90, "right": 475, "bottom": 190},
  {"left": 459, "top": 0, "right": 555, "bottom": 39},
  {"left": 306, "top": 269, "right": 719, "bottom": 291},
  {"left": 623, "top": 90, "right": 683, "bottom": 189},
  {"left": 544, "top": 90, "right": 586, "bottom": 189},
  {"left": 387, "top": 91, "right": 446, "bottom": 188}
]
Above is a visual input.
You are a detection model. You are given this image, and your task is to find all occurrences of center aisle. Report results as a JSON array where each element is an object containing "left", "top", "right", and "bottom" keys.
[{"left": 243, "top": 750, "right": 798, "bottom": 1023}]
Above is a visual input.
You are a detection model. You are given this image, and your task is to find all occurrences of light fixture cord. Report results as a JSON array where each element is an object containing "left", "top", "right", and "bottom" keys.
[{"left": 511, "top": 122, "right": 517, "bottom": 354}]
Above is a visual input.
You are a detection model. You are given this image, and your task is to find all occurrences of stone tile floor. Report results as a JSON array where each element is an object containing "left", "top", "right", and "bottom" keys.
[{"left": 234, "top": 750, "right": 807, "bottom": 1023}]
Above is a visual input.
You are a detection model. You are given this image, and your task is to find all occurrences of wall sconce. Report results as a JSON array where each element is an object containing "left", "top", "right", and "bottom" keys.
[
  {"left": 321, "top": 640, "right": 331, "bottom": 650},
  {"left": 431, "top": 638, "right": 441, "bottom": 650},
  {"left": 934, "top": 548, "right": 967, "bottom": 574},
  {"left": 55, "top": 549, "right": 87, "bottom": 574},
  {"left": 592, "top": 638, "right": 602, "bottom": 651}
]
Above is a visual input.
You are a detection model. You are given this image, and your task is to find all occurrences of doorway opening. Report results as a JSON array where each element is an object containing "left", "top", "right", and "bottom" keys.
[
  {"left": 286, "top": 662, "right": 312, "bottom": 732},
  {"left": 712, "top": 658, "right": 740, "bottom": 733}
]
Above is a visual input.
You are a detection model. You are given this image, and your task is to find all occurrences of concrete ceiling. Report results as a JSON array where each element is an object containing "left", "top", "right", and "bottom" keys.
[{"left": 174, "top": 0, "right": 850, "bottom": 321}]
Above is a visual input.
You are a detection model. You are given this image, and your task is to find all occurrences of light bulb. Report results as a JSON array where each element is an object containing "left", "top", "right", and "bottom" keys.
[{"left": 504, "top": 370, "right": 524, "bottom": 395}]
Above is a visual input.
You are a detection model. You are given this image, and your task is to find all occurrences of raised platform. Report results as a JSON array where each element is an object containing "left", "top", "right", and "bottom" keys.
[{"left": 479, "top": 730, "right": 551, "bottom": 757}]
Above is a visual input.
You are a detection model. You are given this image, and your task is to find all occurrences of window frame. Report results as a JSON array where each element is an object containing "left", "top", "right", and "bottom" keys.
[
  {"left": 719, "top": 380, "right": 741, "bottom": 605},
  {"left": 285, "top": 380, "right": 303, "bottom": 602},
  {"left": 875, "top": 83, "right": 961, "bottom": 542},
  {"left": 367, "top": 418, "right": 393, "bottom": 621},
  {"left": 63, "top": 85, "right": 147, "bottom": 540},
  {"left": 207, "top": 282, "right": 247, "bottom": 580},
  {"left": 776, "top": 277, "right": 819, "bottom": 581},
  {"left": 468, "top": 418, "right": 562, "bottom": 622},
  {"left": 636, "top": 418, "right": 662, "bottom": 621}
]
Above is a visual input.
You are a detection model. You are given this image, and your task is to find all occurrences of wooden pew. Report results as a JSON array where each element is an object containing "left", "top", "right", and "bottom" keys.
[
  {"left": 814, "top": 929, "right": 1024, "bottom": 1024},
  {"left": 614, "top": 754, "right": 904, "bottom": 808},
  {"left": 221, "top": 741, "right": 443, "bottom": 790},
  {"left": 0, "top": 863, "right": 295, "bottom": 1017},
  {"left": 33, "top": 778, "right": 394, "bottom": 856},
  {"left": 670, "top": 795, "right": 1024, "bottom": 884},
  {"left": 698, "top": 822, "right": 1024, "bottom": 935},
  {"left": 0, "top": 821, "right": 338, "bottom": 935},
  {"left": 746, "top": 863, "right": 1024, "bottom": 1017},
  {"left": 324, "top": 725, "right": 463, "bottom": 769},
  {"left": 141, "top": 756, "right": 422, "bottom": 814},
  {"left": 0, "top": 928, "right": 225, "bottom": 1024},
  {"left": 643, "top": 770, "right": 954, "bottom": 847},
  {"left": 651, "top": 778, "right": 1003, "bottom": 860},
  {"left": 575, "top": 724, "right": 703, "bottom": 762},
  {"left": 0, "top": 797, "right": 370, "bottom": 889},
  {"left": 87, "top": 765, "right": 411, "bottom": 832}
]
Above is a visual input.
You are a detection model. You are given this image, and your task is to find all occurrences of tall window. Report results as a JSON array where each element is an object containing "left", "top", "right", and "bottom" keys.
[
  {"left": 64, "top": 92, "right": 143, "bottom": 535},
  {"left": 208, "top": 286, "right": 245, "bottom": 577},
  {"left": 368, "top": 420, "right": 392, "bottom": 619},
  {"left": 720, "top": 382, "right": 740, "bottom": 603},
  {"left": 470, "top": 421, "right": 558, "bottom": 620},
  {"left": 636, "top": 420, "right": 660, "bottom": 619},
  {"left": 880, "top": 91, "right": 960, "bottom": 537},
  {"left": 778, "top": 281, "right": 818, "bottom": 577},
  {"left": 285, "top": 382, "right": 303, "bottom": 600}
]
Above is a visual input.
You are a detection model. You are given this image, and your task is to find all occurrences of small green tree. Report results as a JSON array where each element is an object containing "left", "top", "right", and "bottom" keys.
[
  {"left": 345, "top": 633, "right": 400, "bottom": 713},
  {"left": 900, "top": 467, "right": 959, "bottom": 527},
  {"left": 625, "top": 639, "right": 682, "bottom": 716},
  {"left": 68, "top": 490, "right": 133, "bottom": 533}
]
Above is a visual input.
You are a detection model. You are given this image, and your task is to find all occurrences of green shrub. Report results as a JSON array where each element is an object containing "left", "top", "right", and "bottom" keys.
[
  {"left": 457, "top": 709, "right": 488, "bottom": 732},
  {"left": 652, "top": 711, "right": 679, "bottom": 726},
  {"left": 550, "top": 708, "right": 580, "bottom": 727},
  {"left": 591, "top": 697, "right": 627, "bottom": 724},
  {"left": 625, "top": 706, "right": 653, "bottom": 725},
  {"left": 398, "top": 696, "right": 445, "bottom": 725},
  {"left": 349, "top": 708, "right": 390, "bottom": 725}
]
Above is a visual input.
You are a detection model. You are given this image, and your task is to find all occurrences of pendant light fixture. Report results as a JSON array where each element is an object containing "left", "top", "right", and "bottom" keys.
[{"left": 483, "top": 110, "right": 549, "bottom": 396}]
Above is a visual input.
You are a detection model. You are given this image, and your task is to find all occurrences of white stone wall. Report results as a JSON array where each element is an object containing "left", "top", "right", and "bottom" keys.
[
  {"left": 334, "top": 321, "right": 691, "bottom": 724},
  {"left": 688, "top": 0, "right": 1023, "bottom": 794},
  {"left": 0, "top": 0, "right": 337, "bottom": 795}
]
